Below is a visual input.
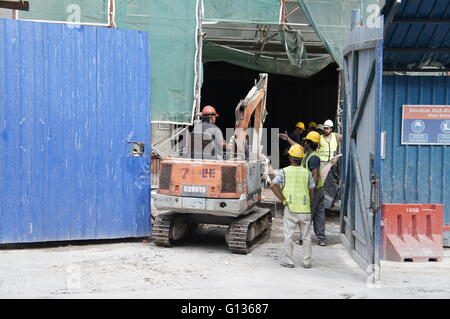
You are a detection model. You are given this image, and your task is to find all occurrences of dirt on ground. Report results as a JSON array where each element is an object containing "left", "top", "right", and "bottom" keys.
[{"left": 0, "top": 212, "right": 449, "bottom": 299}]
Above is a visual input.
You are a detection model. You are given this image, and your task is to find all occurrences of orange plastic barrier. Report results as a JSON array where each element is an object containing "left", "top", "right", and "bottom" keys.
[{"left": 381, "top": 204, "right": 444, "bottom": 262}]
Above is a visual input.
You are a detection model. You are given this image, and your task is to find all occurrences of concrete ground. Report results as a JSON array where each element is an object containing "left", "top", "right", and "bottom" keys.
[{"left": 0, "top": 212, "right": 449, "bottom": 299}]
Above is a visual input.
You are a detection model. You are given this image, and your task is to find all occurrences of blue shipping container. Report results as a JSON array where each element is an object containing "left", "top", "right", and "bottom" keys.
[{"left": 0, "top": 19, "right": 151, "bottom": 243}]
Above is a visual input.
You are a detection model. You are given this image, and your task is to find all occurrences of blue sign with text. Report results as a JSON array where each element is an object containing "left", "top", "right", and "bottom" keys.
[{"left": 402, "top": 105, "right": 450, "bottom": 145}]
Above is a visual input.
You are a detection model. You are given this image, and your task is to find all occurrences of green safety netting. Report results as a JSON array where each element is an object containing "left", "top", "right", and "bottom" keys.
[
  {"left": 203, "top": 0, "right": 281, "bottom": 24},
  {"left": 0, "top": 9, "right": 12, "bottom": 18},
  {"left": 300, "top": 0, "right": 386, "bottom": 67},
  {"left": 19, "top": 0, "right": 109, "bottom": 24},
  {"left": 203, "top": 41, "right": 333, "bottom": 79},
  {"left": 14, "top": 0, "right": 383, "bottom": 124},
  {"left": 115, "top": 0, "right": 199, "bottom": 124}
]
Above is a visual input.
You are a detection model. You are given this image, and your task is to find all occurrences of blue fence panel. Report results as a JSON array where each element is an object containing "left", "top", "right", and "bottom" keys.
[
  {"left": 0, "top": 19, "right": 151, "bottom": 243},
  {"left": 382, "top": 75, "right": 450, "bottom": 246}
]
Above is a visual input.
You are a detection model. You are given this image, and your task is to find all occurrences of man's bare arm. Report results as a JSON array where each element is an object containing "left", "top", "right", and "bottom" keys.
[
  {"left": 279, "top": 131, "right": 298, "bottom": 146},
  {"left": 311, "top": 168, "right": 320, "bottom": 186},
  {"left": 270, "top": 183, "right": 286, "bottom": 203},
  {"left": 309, "top": 188, "right": 314, "bottom": 201},
  {"left": 336, "top": 133, "right": 343, "bottom": 143}
]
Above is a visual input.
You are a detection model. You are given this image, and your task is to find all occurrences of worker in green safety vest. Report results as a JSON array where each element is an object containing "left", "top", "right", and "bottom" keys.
[
  {"left": 279, "top": 130, "right": 328, "bottom": 246},
  {"left": 270, "top": 144, "right": 316, "bottom": 269},
  {"left": 302, "top": 131, "right": 327, "bottom": 246}
]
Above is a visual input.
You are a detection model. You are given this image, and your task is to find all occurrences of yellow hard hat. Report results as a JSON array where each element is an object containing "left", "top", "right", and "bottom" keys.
[
  {"left": 288, "top": 144, "right": 305, "bottom": 159},
  {"left": 305, "top": 131, "right": 321, "bottom": 144},
  {"left": 295, "top": 122, "right": 305, "bottom": 130},
  {"left": 308, "top": 121, "right": 318, "bottom": 128}
]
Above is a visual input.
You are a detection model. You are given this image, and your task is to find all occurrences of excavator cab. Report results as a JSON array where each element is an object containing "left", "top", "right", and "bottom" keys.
[{"left": 152, "top": 74, "right": 273, "bottom": 254}]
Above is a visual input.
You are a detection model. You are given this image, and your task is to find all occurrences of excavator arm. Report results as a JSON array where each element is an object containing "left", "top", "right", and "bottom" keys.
[{"left": 231, "top": 73, "right": 268, "bottom": 162}]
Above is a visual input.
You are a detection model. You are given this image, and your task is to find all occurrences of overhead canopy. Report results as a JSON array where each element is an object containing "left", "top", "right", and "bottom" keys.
[
  {"left": 383, "top": 0, "right": 450, "bottom": 71},
  {"left": 202, "top": 0, "right": 333, "bottom": 79}
]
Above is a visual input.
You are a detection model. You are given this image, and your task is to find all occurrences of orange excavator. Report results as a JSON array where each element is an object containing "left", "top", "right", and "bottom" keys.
[{"left": 152, "top": 74, "right": 273, "bottom": 254}]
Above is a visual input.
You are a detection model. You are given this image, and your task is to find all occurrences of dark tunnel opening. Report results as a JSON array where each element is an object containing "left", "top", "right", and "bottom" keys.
[{"left": 200, "top": 62, "right": 339, "bottom": 168}]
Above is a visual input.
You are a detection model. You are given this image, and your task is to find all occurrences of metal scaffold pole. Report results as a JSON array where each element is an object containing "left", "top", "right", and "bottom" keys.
[{"left": 194, "top": 0, "right": 204, "bottom": 121}]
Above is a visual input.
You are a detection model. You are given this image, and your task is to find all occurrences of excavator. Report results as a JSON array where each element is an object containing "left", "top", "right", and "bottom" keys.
[{"left": 152, "top": 73, "right": 273, "bottom": 254}]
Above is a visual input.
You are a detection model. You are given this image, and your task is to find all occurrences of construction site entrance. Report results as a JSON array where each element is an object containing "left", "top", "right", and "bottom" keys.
[
  {"left": 201, "top": 62, "right": 340, "bottom": 168},
  {"left": 201, "top": 61, "right": 341, "bottom": 214}
]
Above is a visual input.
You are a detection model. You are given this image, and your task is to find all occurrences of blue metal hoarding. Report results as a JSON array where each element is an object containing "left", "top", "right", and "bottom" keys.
[
  {"left": 382, "top": 76, "right": 450, "bottom": 246},
  {"left": 0, "top": 19, "right": 151, "bottom": 243},
  {"left": 381, "top": 0, "right": 450, "bottom": 246}
]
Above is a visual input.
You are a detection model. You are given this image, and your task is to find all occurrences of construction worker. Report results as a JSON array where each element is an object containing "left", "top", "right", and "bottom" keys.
[
  {"left": 306, "top": 121, "right": 318, "bottom": 133},
  {"left": 192, "top": 105, "right": 227, "bottom": 160},
  {"left": 315, "top": 124, "right": 325, "bottom": 135},
  {"left": 280, "top": 122, "right": 306, "bottom": 162},
  {"left": 270, "top": 144, "right": 316, "bottom": 269},
  {"left": 318, "top": 120, "right": 342, "bottom": 163},
  {"left": 302, "top": 131, "right": 327, "bottom": 246},
  {"left": 278, "top": 131, "right": 327, "bottom": 246},
  {"left": 290, "top": 122, "right": 306, "bottom": 144}
]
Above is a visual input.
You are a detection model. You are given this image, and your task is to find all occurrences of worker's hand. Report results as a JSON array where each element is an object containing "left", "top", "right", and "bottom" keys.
[{"left": 279, "top": 131, "right": 289, "bottom": 141}]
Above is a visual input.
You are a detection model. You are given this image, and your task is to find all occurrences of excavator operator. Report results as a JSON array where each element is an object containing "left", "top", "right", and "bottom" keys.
[{"left": 192, "top": 105, "right": 228, "bottom": 160}]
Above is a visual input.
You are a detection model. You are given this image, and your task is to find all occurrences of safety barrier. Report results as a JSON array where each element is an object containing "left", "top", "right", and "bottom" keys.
[{"left": 381, "top": 204, "right": 444, "bottom": 262}]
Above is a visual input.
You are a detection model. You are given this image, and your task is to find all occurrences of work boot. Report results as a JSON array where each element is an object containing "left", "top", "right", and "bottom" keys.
[
  {"left": 302, "top": 263, "right": 312, "bottom": 269},
  {"left": 281, "top": 261, "right": 295, "bottom": 268},
  {"left": 297, "top": 239, "right": 303, "bottom": 245},
  {"left": 319, "top": 241, "right": 327, "bottom": 247}
]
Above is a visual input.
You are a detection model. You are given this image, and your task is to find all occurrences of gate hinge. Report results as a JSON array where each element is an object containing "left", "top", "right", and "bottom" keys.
[{"left": 370, "top": 173, "right": 381, "bottom": 212}]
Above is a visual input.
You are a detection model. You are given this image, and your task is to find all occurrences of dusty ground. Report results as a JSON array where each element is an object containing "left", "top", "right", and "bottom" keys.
[{"left": 0, "top": 212, "right": 449, "bottom": 299}]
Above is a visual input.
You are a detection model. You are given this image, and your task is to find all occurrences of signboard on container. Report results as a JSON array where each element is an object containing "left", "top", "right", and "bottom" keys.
[{"left": 401, "top": 105, "right": 450, "bottom": 145}]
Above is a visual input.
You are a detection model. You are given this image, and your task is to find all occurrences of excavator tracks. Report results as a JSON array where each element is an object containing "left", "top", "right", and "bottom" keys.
[
  {"left": 153, "top": 208, "right": 272, "bottom": 254},
  {"left": 152, "top": 212, "right": 176, "bottom": 247},
  {"left": 227, "top": 207, "right": 272, "bottom": 254}
]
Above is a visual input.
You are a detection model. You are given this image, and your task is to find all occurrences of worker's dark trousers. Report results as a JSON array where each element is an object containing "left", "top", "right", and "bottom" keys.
[{"left": 311, "top": 187, "right": 326, "bottom": 242}]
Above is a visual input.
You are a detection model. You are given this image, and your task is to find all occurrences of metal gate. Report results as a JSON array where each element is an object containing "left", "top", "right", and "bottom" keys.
[
  {"left": 340, "top": 20, "right": 383, "bottom": 279},
  {"left": 0, "top": 19, "right": 151, "bottom": 243}
]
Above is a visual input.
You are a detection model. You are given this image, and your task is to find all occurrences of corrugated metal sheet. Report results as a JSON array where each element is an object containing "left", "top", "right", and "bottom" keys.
[
  {"left": 382, "top": 75, "right": 450, "bottom": 244},
  {"left": 383, "top": 0, "right": 450, "bottom": 71},
  {"left": 0, "top": 19, "right": 151, "bottom": 243}
]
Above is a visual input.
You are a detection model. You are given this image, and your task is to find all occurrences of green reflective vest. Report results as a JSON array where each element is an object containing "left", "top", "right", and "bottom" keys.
[
  {"left": 302, "top": 151, "right": 324, "bottom": 189},
  {"left": 318, "top": 133, "right": 338, "bottom": 162},
  {"left": 281, "top": 166, "right": 311, "bottom": 213}
]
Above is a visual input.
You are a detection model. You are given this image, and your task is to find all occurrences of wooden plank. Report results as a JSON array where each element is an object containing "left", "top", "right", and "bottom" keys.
[
  {"left": 351, "top": 141, "right": 374, "bottom": 260},
  {"left": 351, "top": 60, "right": 375, "bottom": 138},
  {"left": 343, "top": 39, "right": 378, "bottom": 57}
]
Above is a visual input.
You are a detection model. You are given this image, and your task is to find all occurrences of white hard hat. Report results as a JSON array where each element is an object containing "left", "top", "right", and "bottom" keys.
[
  {"left": 323, "top": 120, "right": 334, "bottom": 128},
  {"left": 316, "top": 124, "right": 324, "bottom": 130}
]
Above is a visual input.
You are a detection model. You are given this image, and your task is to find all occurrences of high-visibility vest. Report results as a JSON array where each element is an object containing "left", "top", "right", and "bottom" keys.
[
  {"left": 318, "top": 133, "right": 338, "bottom": 162},
  {"left": 281, "top": 166, "right": 311, "bottom": 213},
  {"left": 302, "top": 152, "right": 324, "bottom": 189}
]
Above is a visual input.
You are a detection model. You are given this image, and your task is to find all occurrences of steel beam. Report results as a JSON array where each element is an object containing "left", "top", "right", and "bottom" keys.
[{"left": 0, "top": 1, "right": 29, "bottom": 10}]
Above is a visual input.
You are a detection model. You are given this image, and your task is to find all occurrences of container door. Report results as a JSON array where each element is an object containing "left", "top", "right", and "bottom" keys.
[{"left": 340, "top": 24, "right": 383, "bottom": 281}]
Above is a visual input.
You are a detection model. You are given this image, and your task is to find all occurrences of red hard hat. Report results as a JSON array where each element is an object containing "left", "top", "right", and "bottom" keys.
[{"left": 202, "top": 105, "right": 219, "bottom": 117}]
